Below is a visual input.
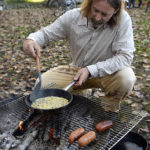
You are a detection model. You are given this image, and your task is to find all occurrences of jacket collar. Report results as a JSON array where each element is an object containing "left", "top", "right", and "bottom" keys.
[{"left": 77, "top": 16, "right": 88, "bottom": 26}]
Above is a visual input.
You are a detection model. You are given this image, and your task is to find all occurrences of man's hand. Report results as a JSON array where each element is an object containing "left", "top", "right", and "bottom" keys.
[
  {"left": 74, "top": 67, "right": 90, "bottom": 86},
  {"left": 23, "top": 39, "right": 41, "bottom": 59}
]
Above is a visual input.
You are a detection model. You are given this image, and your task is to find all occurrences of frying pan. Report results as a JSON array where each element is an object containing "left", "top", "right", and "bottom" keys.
[
  {"left": 111, "top": 132, "right": 148, "bottom": 150},
  {"left": 25, "top": 80, "right": 76, "bottom": 111}
]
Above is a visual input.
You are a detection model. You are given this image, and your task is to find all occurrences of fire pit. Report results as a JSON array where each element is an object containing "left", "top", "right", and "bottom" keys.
[{"left": 0, "top": 95, "right": 148, "bottom": 150}]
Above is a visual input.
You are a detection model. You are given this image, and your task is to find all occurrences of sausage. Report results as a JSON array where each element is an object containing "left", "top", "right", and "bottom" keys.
[
  {"left": 78, "top": 131, "right": 96, "bottom": 147},
  {"left": 68, "top": 128, "right": 85, "bottom": 144},
  {"left": 95, "top": 120, "right": 113, "bottom": 132}
]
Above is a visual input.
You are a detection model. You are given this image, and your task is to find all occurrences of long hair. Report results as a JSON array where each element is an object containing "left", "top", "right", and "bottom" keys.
[{"left": 80, "top": 0, "right": 124, "bottom": 27}]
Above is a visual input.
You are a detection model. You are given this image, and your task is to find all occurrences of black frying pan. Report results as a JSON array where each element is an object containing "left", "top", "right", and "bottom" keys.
[
  {"left": 111, "top": 132, "right": 148, "bottom": 150},
  {"left": 25, "top": 80, "right": 76, "bottom": 111}
]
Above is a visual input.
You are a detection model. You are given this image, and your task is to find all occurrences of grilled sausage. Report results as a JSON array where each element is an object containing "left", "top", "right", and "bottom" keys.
[
  {"left": 78, "top": 131, "right": 96, "bottom": 147},
  {"left": 96, "top": 120, "right": 113, "bottom": 132},
  {"left": 68, "top": 128, "right": 85, "bottom": 144}
]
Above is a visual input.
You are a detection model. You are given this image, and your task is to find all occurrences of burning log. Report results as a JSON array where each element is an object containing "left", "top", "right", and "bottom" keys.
[
  {"left": 17, "top": 130, "right": 38, "bottom": 150},
  {"left": 36, "top": 113, "right": 49, "bottom": 140},
  {"left": 43, "top": 129, "right": 49, "bottom": 142},
  {"left": 19, "top": 121, "right": 23, "bottom": 131},
  {"left": 43, "top": 119, "right": 51, "bottom": 141},
  {"left": 49, "top": 128, "right": 54, "bottom": 141},
  {"left": 0, "top": 133, "right": 21, "bottom": 150}
]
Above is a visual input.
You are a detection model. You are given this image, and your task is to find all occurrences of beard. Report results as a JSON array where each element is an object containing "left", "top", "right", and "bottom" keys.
[{"left": 91, "top": 17, "right": 106, "bottom": 28}]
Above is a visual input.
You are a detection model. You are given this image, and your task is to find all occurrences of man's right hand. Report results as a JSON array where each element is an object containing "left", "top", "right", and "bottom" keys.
[{"left": 23, "top": 39, "right": 41, "bottom": 59}]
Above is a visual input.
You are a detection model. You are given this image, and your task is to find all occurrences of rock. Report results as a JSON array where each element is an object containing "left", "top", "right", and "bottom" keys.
[
  {"left": 93, "top": 91, "right": 105, "bottom": 98},
  {"left": 131, "top": 91, "right": 144, "bottom": 98},
  {"left": 136, "top": 76, "right": 143, "bottom": 80},
  {"left": 124, "top": 99, "right": 133, "bottom": 104},
  {"left": 144, "top": 106, "right": 150, "bottom": 112},
  {"left": 131, "top": 103, "right": 143, "bottom": 110},
  {"left": 138, "top": 126, "right": 149, "bottom": 133},
  {"left": 134, "top": 83, "right": 145, "bottom": 91},
  {"left": 142, "top": 101, "right": 150, "bottom": 105}
]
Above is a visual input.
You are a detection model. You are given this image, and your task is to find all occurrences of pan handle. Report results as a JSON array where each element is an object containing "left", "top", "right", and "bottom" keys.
[
  {"left": 64, "top": 77, "right": 92, "bottom": 91},
  {"left": 64, "top": 80, "right": 76, "bottom": 91}
]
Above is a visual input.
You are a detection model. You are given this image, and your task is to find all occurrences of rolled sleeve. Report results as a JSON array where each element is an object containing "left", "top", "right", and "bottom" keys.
[{"left": 87, "top": 64, "right": 98, "bottom": 78}]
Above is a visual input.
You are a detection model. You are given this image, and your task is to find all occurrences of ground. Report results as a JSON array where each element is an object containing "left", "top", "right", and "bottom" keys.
[{"left": 0, "top": 2, "right": 150, "bottom": 146}]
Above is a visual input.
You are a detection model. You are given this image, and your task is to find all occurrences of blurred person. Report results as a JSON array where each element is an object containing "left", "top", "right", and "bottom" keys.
[
  {"left": 122, "top": 0, "right": 129, "bottom": 8},
  {"left": 128, "top": 0, "right": 135, "bottom": 8},
  {"left": 145, "top": 0, "right": 150, "bottom": 12},
  {"left": 138, "top": 0, "right": 142, "bottom": 8},
  {"left": 23, "top": 0, "right": 136, "bottom": 112}
]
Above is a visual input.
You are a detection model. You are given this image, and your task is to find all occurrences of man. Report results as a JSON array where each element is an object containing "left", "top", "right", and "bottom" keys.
[{"left": 23, "top": 0, "right": 136, "bottom": 112}]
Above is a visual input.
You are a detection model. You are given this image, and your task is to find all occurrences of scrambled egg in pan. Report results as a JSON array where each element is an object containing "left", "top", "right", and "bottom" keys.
[{"left": 31, "top": 96, "right": 69, "bottom": 109}]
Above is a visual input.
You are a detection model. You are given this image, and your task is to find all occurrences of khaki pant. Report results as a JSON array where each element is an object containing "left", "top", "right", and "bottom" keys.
[{"left": 36, "top": 65, "right": 136, "bottom": 112}]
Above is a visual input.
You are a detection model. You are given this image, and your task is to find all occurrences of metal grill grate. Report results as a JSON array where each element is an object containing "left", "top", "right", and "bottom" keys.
[
  {"left": 53, "top": 96, "right": 148, "bottom": 150},
  {"left": 0, "top": 96, "right": 33, "bottom": 121},
  {"left": 0, "top": 95, "right": 148, "bottom": 150}
]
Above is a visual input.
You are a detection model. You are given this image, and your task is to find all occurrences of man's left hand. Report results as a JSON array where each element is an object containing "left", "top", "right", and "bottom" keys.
[{"left": 74, "top": 67, "right": 90, "bottom": 86}]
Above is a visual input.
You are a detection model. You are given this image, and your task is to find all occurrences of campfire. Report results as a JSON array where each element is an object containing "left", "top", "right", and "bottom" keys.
[
  {"left": 19, "top": 121, "right": 23, "bottom": 131},
  {"left": 0, "top": 95, "right": 148, "bottom": 150}
]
